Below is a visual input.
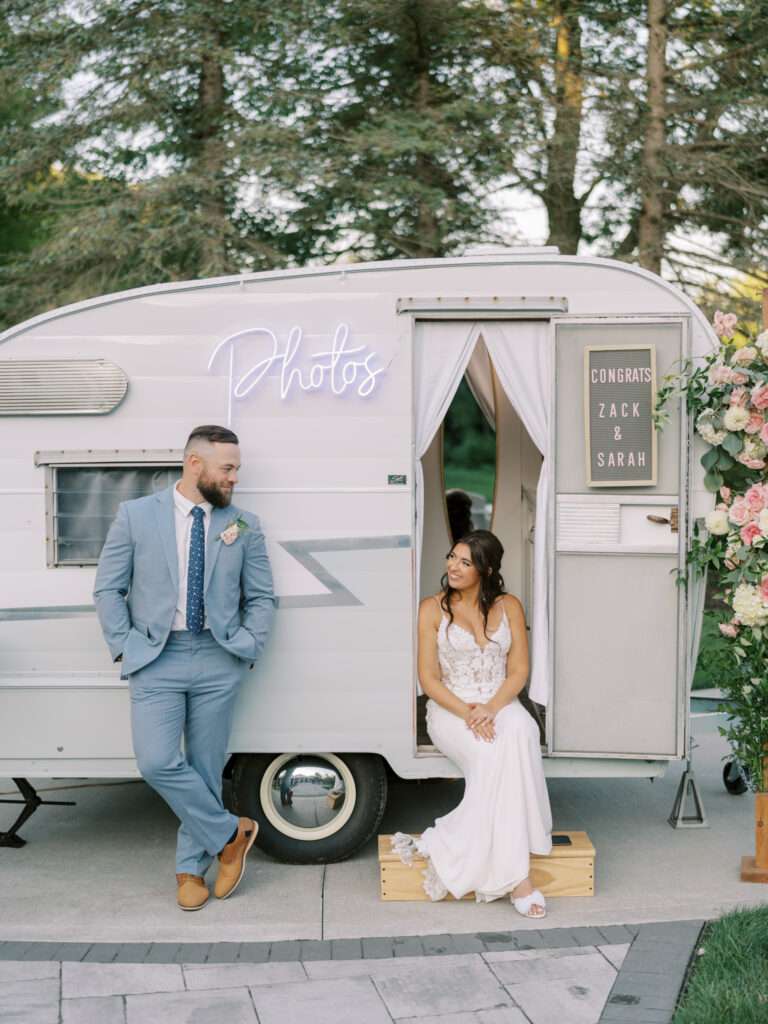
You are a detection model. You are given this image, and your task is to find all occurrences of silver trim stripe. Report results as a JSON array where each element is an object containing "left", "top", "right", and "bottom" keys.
[
  {"left": 0, "top": 605, "right": 96, "bottom": 621},
  {"left": 0, "top": 535, "right": 413, "bottom": 619}
]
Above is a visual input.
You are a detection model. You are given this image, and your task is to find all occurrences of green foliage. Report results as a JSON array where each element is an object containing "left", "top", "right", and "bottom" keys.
[
  {"left": 0, "top": 1, "right": 766, "bottom": 327},
  {"left": 443, "top": 379, "right": 496, "bottom": 501},
  {"left": 0, "top": 0, "right": 300, "bottom": 323},
  {"left": 692, "top": 609, "right": 735, "bottom": 690},
  {"left": 674, "top": 908, "right": 768, "bottom": 1024}
]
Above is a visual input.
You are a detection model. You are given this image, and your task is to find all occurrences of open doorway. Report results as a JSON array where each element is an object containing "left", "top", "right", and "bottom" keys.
[{"left": 416, "top": 331, "right": 543, "bottom": 750}]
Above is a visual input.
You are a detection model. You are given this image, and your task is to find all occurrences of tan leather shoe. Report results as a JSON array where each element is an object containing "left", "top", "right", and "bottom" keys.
[
  {"left": 214, "top": 817, "right": 258, "bottom": 900},
  {"left": 176, "top": 873, "right": 209, "bottom": 911}
]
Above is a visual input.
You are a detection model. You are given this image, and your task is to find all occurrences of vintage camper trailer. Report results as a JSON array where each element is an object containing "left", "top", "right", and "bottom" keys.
[{"left": 0, "top": 251, "right": 714, "bottom": 860}]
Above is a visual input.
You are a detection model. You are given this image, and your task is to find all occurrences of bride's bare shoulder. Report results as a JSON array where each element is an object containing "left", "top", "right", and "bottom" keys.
[
  {"left": 418, "top": 594, "right": 444, "bottom": 625},
  {"left": 500, "top": 592, "right": 525, "bottom": 621}
]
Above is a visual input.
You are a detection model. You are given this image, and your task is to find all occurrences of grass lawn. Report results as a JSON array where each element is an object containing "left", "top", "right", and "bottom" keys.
[
  {"left": 674, "top": 907, "right": 768, "bottom": 1023},
  {"left": 444, "top": 464, "right": 495, "bottom": 502}
]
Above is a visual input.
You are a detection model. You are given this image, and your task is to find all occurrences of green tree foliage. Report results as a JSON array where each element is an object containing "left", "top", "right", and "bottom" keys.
[
  {"left": 444, "top": 379, "right": 496, "bottom": 475},
  {"left": 0, "top": 0, "right": 766, "bottom": 328},
  {"left": 595, "top": 0, "right": 768, "bottom": 310},
  {"left": 277, "top": 0, "right": 516, "bottom": 262},
  {"left": 0, "top": 0, "right": 305, "bottom": 322}
]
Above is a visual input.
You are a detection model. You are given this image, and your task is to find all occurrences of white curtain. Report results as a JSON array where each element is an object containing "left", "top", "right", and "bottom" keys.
[
  {"left": 481, "top": 321, "right": 552, "bottom": 706},
  {"left": 465, "top": 338, "right": 495, "bottom": 429},
  {"left": 414, "top": 321, "right": 483, "bottom": 570}
]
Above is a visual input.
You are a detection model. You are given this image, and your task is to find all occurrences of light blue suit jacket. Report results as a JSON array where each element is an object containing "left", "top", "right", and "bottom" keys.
[{"left": 93, "top": 485, "right": 276, "bottom": 676}]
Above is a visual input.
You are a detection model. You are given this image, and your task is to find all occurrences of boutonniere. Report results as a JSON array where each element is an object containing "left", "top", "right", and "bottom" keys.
[{"left": 219, "top": 516, "right": 249, "bottom": 545}]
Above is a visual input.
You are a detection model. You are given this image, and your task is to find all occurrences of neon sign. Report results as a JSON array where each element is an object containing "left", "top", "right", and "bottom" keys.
[{"left": 208, "top": 323, "right": 385, "bottom": 423}]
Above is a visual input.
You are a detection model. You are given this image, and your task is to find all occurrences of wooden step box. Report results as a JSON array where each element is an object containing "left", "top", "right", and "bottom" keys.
[{"left": 379, "top": 831, "right": 594, "bottom": 901}]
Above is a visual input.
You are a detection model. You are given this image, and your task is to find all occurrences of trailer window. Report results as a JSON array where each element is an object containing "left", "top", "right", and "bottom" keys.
[{"left": 35, "top": 452, "right": 182, "bottom": 567}]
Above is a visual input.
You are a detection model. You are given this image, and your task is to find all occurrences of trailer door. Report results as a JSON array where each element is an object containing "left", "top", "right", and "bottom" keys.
[{"left": 549, "top": 316, "right": 689, "bottom": 759}]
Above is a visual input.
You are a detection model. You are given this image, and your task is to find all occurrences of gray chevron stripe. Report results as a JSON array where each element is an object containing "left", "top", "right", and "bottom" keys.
[
  {"left": 278, "top": 535, "right": 411, "bottom": 609},
  {"left": 0, "top": 535, "right": 412, "bottom": 619}
]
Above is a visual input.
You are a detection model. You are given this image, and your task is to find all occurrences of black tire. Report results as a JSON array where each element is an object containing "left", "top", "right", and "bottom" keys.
[
  {"left": 723, "top": 760, "right": 749, "bottom": 795},
  {"left": 230, "top": 752, "right": 388, "bottom": 863}
]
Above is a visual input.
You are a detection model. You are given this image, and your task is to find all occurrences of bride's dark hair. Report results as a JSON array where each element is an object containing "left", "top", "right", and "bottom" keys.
[{"left": 440, "top": 530, "right": 506, "bottom": 641}]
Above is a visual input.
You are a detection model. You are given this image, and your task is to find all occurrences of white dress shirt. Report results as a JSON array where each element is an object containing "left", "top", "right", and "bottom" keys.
[{"left": 171, "top": 482, "right": 213, "bottom": 631}]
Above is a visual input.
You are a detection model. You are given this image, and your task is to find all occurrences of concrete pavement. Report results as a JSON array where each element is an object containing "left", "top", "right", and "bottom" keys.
[
  {"left": 2, "top": 922, "right": 708, "bottom": 1024},
  {"left": 0, "top": 714, "right": 761, "bottom": 944}
]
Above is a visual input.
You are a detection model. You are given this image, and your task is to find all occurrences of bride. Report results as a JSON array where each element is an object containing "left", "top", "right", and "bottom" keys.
[{"left": 393, "top": 530, "right": 552, "bottom": 918}]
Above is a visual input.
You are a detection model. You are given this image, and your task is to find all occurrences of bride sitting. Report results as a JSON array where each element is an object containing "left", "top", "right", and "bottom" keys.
[{"left": 393, "top": 530, "right": 552, "bottom": 917}]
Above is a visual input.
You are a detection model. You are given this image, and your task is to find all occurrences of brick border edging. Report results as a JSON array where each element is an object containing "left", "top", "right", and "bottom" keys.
[
  {"left": 599, "top": 919, "right": 706, "bottom": 1024},
  {"left": 1, "top": 921, "right": 645, "bottom": 964}
]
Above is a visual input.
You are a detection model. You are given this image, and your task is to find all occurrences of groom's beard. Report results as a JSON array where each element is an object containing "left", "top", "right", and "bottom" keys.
[{"left": 197, "top": 474, "right": 233, "bottom": 509}]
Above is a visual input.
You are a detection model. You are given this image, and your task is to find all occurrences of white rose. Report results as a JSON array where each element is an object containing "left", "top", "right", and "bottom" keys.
[
  {"left": 732, "top": 583, "right": 768, "bottom": 628},
  {"left": 705, "top": 509, "right": 730, "bottom": 535},
  {"left": 696, "top": 410, "right": 726, "bottom": 446},
  {"left": 731, "top": 346, "right": 758, "bottom": 366},
  {"left": 723, "top": 405, "right": 751, "bottom": 431},
  {"left": 757, "top": 331, "right": 768, "bottom": 357}
]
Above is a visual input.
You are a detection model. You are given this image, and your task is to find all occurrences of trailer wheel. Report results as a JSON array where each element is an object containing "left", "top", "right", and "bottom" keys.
[
  {"left": 722, "top": 760, "right": 749, "bottom": 795},
  {"left": 230, "top": 752, "right": 388, "bottom": 863}
]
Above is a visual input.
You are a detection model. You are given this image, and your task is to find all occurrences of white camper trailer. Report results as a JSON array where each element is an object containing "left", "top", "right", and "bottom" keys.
[{"left": 0, "top": 252, "right": 714, "bottom": 860}]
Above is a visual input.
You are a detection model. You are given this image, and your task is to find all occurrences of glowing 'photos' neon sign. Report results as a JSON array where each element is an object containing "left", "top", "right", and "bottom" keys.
[{"left": 208, "top": 323, "right": 385, "bottom": 423}]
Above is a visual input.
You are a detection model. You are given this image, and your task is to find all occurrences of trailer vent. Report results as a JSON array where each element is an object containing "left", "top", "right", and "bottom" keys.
[{"left": 0, "top": 360, "right": 127, "bottom": 415}]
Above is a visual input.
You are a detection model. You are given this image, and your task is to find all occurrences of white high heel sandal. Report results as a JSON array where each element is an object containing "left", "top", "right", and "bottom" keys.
[{"left": 511, "top": 888, "right": 546, "bottom": 919}]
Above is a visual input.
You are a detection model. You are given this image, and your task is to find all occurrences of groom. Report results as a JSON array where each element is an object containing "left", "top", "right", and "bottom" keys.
[{"left": 94, "top": 424, "right": 276, "bottom": 910}]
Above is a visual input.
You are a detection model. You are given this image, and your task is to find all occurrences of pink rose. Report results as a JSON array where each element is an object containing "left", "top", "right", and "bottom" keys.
[
  {"left": 740, "top": 522, "right": 762, "bottom": 546},
  {"left": 761, "top": 576, "right": 768, "bottom": 602},
  {"left": 730, "top": 387, "right": 749, "bottom": 407},
  {"left": 711, "top": 365, "right": 736, "bottom": 385},
  {"left": 720, "top": 486, "right": 732, "bottom": 504},
  {"left": 724, "top": 559, "right": 736, "bottom": 570},
  {"left": 751, "top": 384, "right": 768, "bottom": 410},
  {"left": 719, "top": 622, "right": 739, "bottom": 638},
  {"left": 745, "top": 412, "right": 765, "bottom": 434},
  {"left": 746, "top": 485, "right": 765, "bottom": 513},
  {"left": 760, "top": 422, "right": 768, "bottom": 446},
  {"left": 714, "top": 310, "right": 738, "bottom": 339},
  {"left": 728, "top": 497, "right": 752, "bottom": 526},
  {"left": 732, "top": 371, "right": 749, "bottom": 385}
]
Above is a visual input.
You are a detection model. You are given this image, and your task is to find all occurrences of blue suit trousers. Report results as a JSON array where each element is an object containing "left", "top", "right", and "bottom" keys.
[{"left": 129, "top": 630, "right": 243, "bottom": 875}]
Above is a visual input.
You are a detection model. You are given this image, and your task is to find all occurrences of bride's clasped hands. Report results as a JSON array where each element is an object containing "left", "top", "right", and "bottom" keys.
[{"left": 466, "top": 702, "right": 497, "bottom": 742}]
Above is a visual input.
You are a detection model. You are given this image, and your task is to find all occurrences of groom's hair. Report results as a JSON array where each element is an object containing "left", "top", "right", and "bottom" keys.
[{"left": 185, "top": 424, "right": 239, "bottom": 454}]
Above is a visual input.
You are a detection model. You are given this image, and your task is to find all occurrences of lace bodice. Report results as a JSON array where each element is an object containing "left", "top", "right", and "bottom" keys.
[{"left": 436, "top": 607, "right": 510, "bottom": 704}]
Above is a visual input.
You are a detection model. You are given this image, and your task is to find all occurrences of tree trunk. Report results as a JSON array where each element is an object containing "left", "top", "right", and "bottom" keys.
[
  {"left": 637, "top": 0, "right": 668, "bottom": 274},
  {"left": 195, "top": 48, "right": 230, "bottom": 277},
  {"left": 543, "top": 2, "right": 583, "bottom": 255},
  {"left": 410, "top": 5, "right": 442, "bottom": 258}
]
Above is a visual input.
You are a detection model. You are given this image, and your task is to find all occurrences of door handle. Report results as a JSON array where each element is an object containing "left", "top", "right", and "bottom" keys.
[{"left": 646, "top": 507, "right": 679, "bottom": 533}]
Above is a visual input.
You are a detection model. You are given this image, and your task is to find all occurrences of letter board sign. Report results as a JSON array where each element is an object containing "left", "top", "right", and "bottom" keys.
[{"left": 584, "top": 345, "right": 657, "bottom": 487}]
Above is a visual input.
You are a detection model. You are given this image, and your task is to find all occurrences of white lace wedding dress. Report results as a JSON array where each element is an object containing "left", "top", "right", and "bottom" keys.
[{"left": 393, "top": 607, "right": 553, "bottom": 901}]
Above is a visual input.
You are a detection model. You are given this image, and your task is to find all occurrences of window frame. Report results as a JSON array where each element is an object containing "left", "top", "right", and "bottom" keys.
[{"left": 35, "top": 449, "right": 183, "bottom": 568}]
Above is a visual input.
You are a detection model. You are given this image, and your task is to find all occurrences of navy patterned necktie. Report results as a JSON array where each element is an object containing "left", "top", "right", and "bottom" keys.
[{"left": 186, "top": 506, "right": 205, "bottom": 633}]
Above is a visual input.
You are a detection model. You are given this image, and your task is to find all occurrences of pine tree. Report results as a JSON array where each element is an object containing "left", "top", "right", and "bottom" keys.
[
  {"left": 0, "top": 0, "right": 302, "bottom": 322},
  {"left": 278, "top": 0, "right": 516, "bottom": 262}
]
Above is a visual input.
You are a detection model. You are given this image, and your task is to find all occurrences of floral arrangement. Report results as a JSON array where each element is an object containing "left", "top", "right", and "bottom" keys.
[
  {"left": 657, "top": 309, "right": 768, "bottom": 791},
  {"left": 219, "top": 516, "right": 249, "bottom": 545}
]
